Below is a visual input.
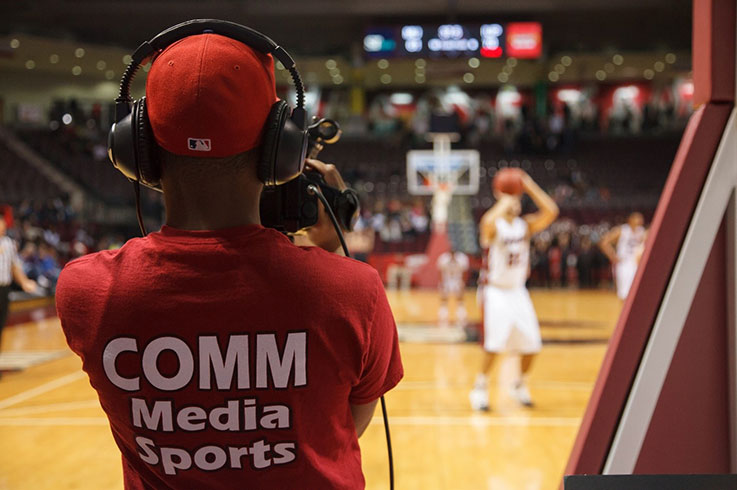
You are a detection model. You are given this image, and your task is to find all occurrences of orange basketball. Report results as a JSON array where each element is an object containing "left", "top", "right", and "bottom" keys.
[{"left": 493, "top": 168, "right": 524, "bottom": 195}]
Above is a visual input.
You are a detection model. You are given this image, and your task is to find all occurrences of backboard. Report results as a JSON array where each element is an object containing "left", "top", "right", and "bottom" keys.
[{"left": 406, "top": 149, "right": 480, "bottom": 195}]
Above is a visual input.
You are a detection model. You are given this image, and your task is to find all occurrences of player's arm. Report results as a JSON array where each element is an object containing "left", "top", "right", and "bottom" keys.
[
  {"left": 351, "top": 400, "right": 379, "bottom": 437},
  {"left": 11, "top": 250, "right": 37, "bottom": 293},
  {"left": 598, "top": 226, "right": 621, "bottom": 265},
  {"left": 521, "top": 172, "right": 559, "bottom": 235},
  {"left": 480, "top": 196, "right": 516, "bottom": 247}
]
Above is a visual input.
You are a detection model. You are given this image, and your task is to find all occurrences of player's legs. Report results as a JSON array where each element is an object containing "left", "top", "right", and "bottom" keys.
[
  {"left": 453, "top": 282, "right": 466, "bottom": 327},
  {"left": 615, "top": 261, "right": 637, "bottom": 300},
  {"left": 510, "top": 288, "right": 542, "bottom": 407},
  {"left": 470, "top": 287, "right": 513, "bottom": 411},
  {"left": 438, "top": 288, "right": 450, "bottom": 327},
  {"left": 0, "top": 285, "right": 9, "bottom": 352}
]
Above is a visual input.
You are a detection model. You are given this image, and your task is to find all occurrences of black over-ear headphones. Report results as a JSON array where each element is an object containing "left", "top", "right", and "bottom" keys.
[{"left": 108, "top": 19, "right": 309, "bottom": 190}]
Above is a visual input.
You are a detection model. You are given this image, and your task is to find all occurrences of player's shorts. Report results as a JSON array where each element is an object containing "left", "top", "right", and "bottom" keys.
[
  {"left": 615, "top": 261, "right": 637, "bottom": 300},
  {"left": 441, "top": 279, "right": 463, "bottom": 296},
  {"left": 483, "top": 286, "right": 541, "bottom": 354}
]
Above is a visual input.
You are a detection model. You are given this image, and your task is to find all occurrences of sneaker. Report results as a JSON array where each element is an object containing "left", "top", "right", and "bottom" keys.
[
  {"left": 469, "top": 387, "right": 490, "bottom": 411},
  {"left": 511, "top": 381, "right": 534, "bottom": 407}
]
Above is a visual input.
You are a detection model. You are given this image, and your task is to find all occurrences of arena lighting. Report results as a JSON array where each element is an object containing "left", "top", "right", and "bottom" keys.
[
  {"left": 49, "top": 54, "right": 59, "bottom": 64},
  {"left": 679, "top": 80, "right": 694, "bottom": 97},
  {"left": 75, "top": 48, "right": 85, "bottom": 58},
  {"left": 440, "top": 87, "right": 472, "bottom": 111},
  {"left": 9, "top": 38, "right": 19, "bottom": 48},
  {"left": 614, "top": 85, "right": 640, "bottom": 102},
  {"left": 61, "top": 113, "right": 73, "bottom": 125},
  {"left": 497, "top": 88, "right": 521, "bottom": 105},
  {"left": 389, "top": 93, "right": 414, "bottom": 105},
  {"left": 557, "top": 89, "right": 582, "bottom": 104},
  {"left": 25, "top": 60, "right": 35, "bottom": 70}
]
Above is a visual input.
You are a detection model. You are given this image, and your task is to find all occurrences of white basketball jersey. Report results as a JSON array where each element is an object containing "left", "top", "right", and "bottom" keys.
[
  {"left": 488, "top": 217, "right": 530, "bottom": 289},
  {"left": 438, "top": 251, "right": 469, "bottom": 284},
  {"left": 616, "top": 224, "right": 646, "bottom": 265}
]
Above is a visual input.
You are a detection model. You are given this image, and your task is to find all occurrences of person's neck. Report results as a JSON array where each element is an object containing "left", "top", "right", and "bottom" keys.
[{"left": 162, "top": 178, "right": 263, "bottom": 231}]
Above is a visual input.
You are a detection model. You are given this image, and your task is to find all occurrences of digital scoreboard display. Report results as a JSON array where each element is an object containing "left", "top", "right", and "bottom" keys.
[{"left": 364, "top": 22, "right": 542, "bottom": 59}]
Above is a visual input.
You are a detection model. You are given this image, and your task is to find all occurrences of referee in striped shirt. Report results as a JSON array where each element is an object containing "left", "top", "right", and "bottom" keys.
[{"left": 0, "top": 210, "right": 37, "bottom": 353}]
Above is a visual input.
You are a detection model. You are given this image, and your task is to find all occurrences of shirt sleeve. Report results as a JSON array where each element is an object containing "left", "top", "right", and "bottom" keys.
[{"left": 349, "top": 274, "right": 404, "bottom": 405}]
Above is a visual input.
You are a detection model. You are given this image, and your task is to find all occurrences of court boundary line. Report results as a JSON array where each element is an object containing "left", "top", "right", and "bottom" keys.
[
  {"left": 0, "top": 399, "right": 100, "bottom": 416},
  {"left": 0, "top": 371, "right": 86, "bottom": 410}
]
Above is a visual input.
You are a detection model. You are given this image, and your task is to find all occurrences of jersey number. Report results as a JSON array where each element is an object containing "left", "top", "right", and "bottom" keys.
[{"left": 508, "top": 253, "right": 521, "bottom": 266}]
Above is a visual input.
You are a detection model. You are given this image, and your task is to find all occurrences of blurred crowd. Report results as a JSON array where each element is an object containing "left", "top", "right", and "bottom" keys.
[
  {"left": 363, "top": 86, "right": 691, "bottom": 156},
  {"left": 3, "top": 195, "right": 630, "bottom": 295},
  {"left": 528, "top": 218, "right": 618, "bottom": 288},
  {"left": 4, "top": 199, "right": 129, "bottom": 294}
]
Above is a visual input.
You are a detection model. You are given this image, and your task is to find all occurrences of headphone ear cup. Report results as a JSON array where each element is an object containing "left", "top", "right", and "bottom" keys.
[
  {"left": 275, "top": 114, "right": 308, "bottom": 185},
  {"left": 258, "top": 100, "right": 290, "bottom": 186},
  {"left": 133, "top": 97, "right": 161, "bottom": 189},
  {"left": 108, "top": 111, "right": 138, "bottom": 181}
]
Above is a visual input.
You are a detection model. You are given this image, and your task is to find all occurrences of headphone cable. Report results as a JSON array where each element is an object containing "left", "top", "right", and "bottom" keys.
[{"left": 308, "top": 184, "right": 395, "bottom": 490}]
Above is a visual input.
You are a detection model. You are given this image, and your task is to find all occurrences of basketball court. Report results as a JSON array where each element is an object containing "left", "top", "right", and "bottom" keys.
[
  {"left": 1, "top": 0, "right": 736, "bottom": 488},
  {"left": 0, "top": 289, "right": 620, "bottom": 490}
]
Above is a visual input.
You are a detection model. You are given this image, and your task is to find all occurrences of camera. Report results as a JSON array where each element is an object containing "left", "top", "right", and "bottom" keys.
[{"left": 260, "top": 118, "right": 358, "bottom": 234}]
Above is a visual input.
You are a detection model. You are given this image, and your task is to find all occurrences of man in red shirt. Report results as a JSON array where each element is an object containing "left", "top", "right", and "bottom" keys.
[{"left": 56, "top": 32, "right": 402, "bottom": 489}]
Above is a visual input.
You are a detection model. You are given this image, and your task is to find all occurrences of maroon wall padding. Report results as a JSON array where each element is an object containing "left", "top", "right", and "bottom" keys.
[
  {"left": 634, "top": 219, "right": 731, "bottom": 473},
  {"left": 693, "top": 0, "right": 736, "bottom": 106},
  {"left": 563, "top": 102, "right": 732, "bottom": 479}
]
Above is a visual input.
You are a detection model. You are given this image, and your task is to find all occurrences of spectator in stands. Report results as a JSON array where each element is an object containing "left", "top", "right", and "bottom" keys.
[
  {"left": 577, "top": 235, "right": 597, "bottom": 288},
  {"left": 0, "top": 209, "right": 37, "bottom": 358}
]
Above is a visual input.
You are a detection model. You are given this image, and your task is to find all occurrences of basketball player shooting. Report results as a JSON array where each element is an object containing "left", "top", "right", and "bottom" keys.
[
  {"left": 470, "top": 169, "right": 558, "bottom": 411},
  {"left": 598, "top": 212, "right": 648, "bottom": 300}
]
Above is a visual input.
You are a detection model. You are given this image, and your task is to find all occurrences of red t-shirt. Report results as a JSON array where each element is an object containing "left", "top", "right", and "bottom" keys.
[{"left": 56, "top": 225, "right": 403, "bottom": 489}]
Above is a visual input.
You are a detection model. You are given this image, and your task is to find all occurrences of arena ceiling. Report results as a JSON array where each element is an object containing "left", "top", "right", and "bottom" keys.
[{"left": 3, "top": 0, "right": 692, "bottom": 55}]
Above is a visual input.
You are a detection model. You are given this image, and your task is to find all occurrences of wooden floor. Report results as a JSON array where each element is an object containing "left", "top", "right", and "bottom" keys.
[{"left": 0, "top": 289, "right": 621, "bottom": 490}]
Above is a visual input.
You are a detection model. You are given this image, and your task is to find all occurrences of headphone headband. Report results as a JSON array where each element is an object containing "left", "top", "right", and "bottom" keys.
[{"left": 115, "top": 19, "right": 305, "bottom": 122}]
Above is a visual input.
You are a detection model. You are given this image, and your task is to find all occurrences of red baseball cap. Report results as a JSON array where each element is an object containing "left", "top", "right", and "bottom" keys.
[{"left": 146, "top": 33, "right": 277, "bottom": 157}]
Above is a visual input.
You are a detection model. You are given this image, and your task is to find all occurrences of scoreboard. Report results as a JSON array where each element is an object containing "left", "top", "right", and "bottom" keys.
[{"left": 364, "top": 22, "right": 542, "bottom": 59}]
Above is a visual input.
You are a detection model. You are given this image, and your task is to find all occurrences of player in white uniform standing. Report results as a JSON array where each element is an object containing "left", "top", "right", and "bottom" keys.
[
  {"left": 599, "top": 212, "right": 647, "bottom": 300},
  {"left": 470, "top": 170, "right": 558, "bottom": 411},
  {"left": 437, "top": 249, "right": 469, "bottom": 327}
]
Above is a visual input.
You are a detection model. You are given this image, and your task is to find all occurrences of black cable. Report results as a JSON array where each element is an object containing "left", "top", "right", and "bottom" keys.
[
  {"left": 133, "top": 181, "right": 147, "bottom": 236},
  {"left": 380, "top": 395, "right": 394, "bottom": 490},
  {"left": 308, "top": 184, "right": 394, "bottom": 490}
]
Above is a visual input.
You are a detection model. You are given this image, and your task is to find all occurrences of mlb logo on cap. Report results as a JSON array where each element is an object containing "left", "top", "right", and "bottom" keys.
[{"left": 188, "top": 138, "right": 212, "bottom": 152}]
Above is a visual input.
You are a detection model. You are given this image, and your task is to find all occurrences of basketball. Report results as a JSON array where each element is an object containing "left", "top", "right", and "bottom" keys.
[{"left": 493, "top": 168, "right": 524, "bottom": 195}]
